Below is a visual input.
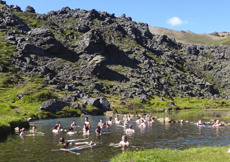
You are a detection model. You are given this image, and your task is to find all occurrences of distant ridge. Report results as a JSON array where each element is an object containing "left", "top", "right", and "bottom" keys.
[{"left": 149, "top": 26, "right": 230, "bottom": 45}]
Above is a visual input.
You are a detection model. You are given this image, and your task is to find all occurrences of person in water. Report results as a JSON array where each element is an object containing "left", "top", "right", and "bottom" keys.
[
  {"left": 197, "top": 119, "right": 203, "bottom": 126},
  {"left": 71, "top": 120, "right": 77, "bottom": 127},
  {"left": 59, "top": 137, "right": 65, "bottom": 144},
  {"left": 20, "top": 128, "right": 26, "bottom": 137},
  {"left": 139, "top": 119, "right": 146, "bottom": 128},
  {"left": 108, "top": 117, "right": 113, "bottom": 125},
  {"left": 30, "top": 126, "right": 37, "bottom": 134},
  {"left": 67, "top": 127, "right": 76, "bottom": 135},
  {"left": 52, "top": 125, "right": 59, "bottom": 133},
  {"left": 83, "top": 124, "right": 90, "bottom": 135},
  {"left": 55, "top": 121, "right": 61, "bottom": 130},
  {"left": 126, "top": 125, "right": 135, "bottom": 134},
  {"left": 98, "top": 118, "right": 104, "bottom": 128},
  {"left": 85, "top": 117, "right": 91, "bottom": 129},
  {"left": 119, "top": 135, "right": 129, "bottom": 146},
  {"left": 212, "top": 120, "right": 222, "bottom": 127},
  {"left": 95, "top": 126, "right": 101, "bottom": 135}
]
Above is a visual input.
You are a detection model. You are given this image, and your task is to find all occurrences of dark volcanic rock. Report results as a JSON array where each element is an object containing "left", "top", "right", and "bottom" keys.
[
  {"left": 38, "top": 99, "right": 70, "bottom": 112},
  {"left": 25, "top": 6, "right": 36, "bottom": 13},
  {"left": 76, "top": 29, "right": 106, "bottom": 54},
  {"left": 17, "top": 28, "right": 60, "bottom": 55}
]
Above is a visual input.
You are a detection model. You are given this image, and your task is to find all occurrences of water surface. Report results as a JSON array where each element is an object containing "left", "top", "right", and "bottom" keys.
[{"left": 1, "top": 110, "right": 230, "bottom": 162}]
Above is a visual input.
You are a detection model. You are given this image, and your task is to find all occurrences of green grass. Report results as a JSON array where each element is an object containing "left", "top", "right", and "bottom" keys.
[
  {"left": 0, "top": 116, "right": 29, "bottom": 135},
  {"left": 13, "top": 12, "right": 45, "bottom": 28},
  {"left": 208, "top": 37, "right": 230, "bottom": 46},
  {"left": 111, "top": 146, "right": 230, "bottom": 162}
]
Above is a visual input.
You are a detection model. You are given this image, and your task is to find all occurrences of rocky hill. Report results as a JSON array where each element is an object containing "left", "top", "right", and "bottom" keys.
[{"left": 1, "top": 1, "right": 230, "bottom": 116}]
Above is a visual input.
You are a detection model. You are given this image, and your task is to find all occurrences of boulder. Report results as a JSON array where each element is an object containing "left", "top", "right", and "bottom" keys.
[
  {"left": 25, "top": 6, "right": 35, "bottom": 13},
  {"left": 38, "top": 99, "right": 70, "bottom": 112},
  {"left": 76, "top": 29, "right": 106, "bottom": 54}
]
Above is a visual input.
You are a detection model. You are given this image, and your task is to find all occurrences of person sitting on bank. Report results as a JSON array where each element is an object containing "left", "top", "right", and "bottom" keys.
[{"left": 119, "top": 135, "right": 129, "bottom": 146}]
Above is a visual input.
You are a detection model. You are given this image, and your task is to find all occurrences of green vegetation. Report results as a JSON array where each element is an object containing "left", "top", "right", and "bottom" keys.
[
  {"left": 111, "top": 146, "right": 230, "bottom": 162},
  {"left": 0, "top": 117, "right": 29, "bottom": 135},
  {"left": 109, "top": 96, "right": 230, "bottom": 114},
  {"left": 13, "top": 12, "right": 45, "bottom": 28},
  {"left": 209, "top": 37, "right": 230, "bottom": 46}
]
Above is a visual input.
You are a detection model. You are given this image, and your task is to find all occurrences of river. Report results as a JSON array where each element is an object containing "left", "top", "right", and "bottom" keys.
[{"left": 0, "top": 110, "right": 230, "bottom": 162}]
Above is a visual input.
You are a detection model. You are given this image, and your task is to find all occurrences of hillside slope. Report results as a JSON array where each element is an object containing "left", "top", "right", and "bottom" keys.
[
  {"left": 149, "top": 26, "right": 230, "bottom": 45},
  {"left": 1, "top": 1, "right": 230, "bottom": 118}
]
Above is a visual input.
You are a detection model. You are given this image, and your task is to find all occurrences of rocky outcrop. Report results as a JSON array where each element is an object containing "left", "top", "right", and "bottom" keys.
[
  {"left": 25, "top": 6, "right": 35, "bottom": 13},
  {"left": 38, "top": 99, "right": 70, "bottom": 112},
  {"left": 1, "top": 1, "right": 230, "bottom": 107}
]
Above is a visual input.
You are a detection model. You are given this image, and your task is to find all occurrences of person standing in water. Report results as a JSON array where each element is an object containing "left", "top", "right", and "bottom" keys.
[
  {"left": 85, "top": 117, "right": 91, "bottom": 129},
  {"left": 71, "top": 120, "right": 77, "bottom": 127},
  {"left": 30, "top": 126, "right": 37, "bottom": 134},
  {"left": 20, "top": 128, "right": 26, "bottom": 137},
  {"left": 119, "top": 135, "right": 129, "bottom": 146}
]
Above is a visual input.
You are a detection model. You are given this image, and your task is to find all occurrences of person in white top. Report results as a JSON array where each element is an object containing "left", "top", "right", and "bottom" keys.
[
  {"left": 108, "top": 117, "right": 113, "bottom": 125},
  {"left": 126, "top": 125, "right": 135, "bottom": 134},
  {"left": 119, "top": 135, "right": 129, "bottom": 146},
  {"left": 212, "top": 120, "right": 222, "bottom": 127},
  {"left": 139, "top": 119, "right": 146, "bottom": 128},
  {"left": 29, "top": 126, "right": 37, "bottom": 134}
]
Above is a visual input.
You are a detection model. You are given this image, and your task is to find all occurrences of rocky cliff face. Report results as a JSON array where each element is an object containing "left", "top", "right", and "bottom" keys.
[{"left": 1, "top": 2, "right": 230, "bottom": 106}]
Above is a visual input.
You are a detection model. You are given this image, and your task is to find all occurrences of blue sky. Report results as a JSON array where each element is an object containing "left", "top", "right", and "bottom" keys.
[{"left": 5, "top": 0, "right": 230, "bottom": 34}]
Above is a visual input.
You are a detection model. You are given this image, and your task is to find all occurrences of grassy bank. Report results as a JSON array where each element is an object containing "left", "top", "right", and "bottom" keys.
[
  {"left": 110, "top": 96, "right": 230, "bottom": 114},
  {"left": 111, "top": 146, "right": 230, "bottom": 162},
  {"left": 0, "top": 116, "right": 29, "bottom": 135}
]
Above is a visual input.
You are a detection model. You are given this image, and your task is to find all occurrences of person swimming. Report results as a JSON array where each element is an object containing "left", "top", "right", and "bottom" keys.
[{"left": 119, "top": 135, "right": 129, "bottom": 146}]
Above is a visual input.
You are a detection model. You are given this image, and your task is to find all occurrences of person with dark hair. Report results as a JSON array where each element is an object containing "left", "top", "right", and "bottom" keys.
[
  {"left": 67, "top": 127, "right": 76, "bottom": 135},
  {"left": 108, "top": 117, "right": 113, "bottom": 125},
  {"left": 83, "top": 124, "right": 90, "bottom": 135},
  {"left": 126, "top": 125, "right": 135, "bottom": 134},
  {"left": 71, "top": 120, "right": 77, "bottom": 127},
  {"left": 95, "top": 126, "right": 101, "bottom": 135}
]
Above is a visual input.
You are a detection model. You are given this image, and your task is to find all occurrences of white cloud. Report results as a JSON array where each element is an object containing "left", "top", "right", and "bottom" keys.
[{"left": 167, "top": 17, "right": 188, "bottom": 26}]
